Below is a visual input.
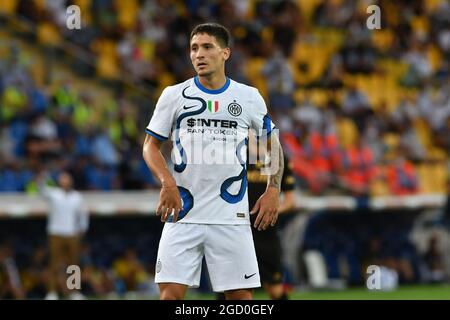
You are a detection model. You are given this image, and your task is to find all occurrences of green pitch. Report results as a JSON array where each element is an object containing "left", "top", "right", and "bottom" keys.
[{"left": 185, "top": 285, "right": 450, "bottom": 300}]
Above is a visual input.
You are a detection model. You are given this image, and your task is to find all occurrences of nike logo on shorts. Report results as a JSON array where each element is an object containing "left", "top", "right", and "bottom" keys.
[
  {"left": 244, "top": 273, "right": 256, "bottom": 279},
  {"left": 183, "top": 105, "right": 197, "bottom": 110}
]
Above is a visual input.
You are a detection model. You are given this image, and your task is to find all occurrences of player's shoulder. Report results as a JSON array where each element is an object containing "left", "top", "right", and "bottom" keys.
[
  {"left": 230, "top": 79, "right": 258, "bottom": 93},
  {"left": 229, "top": 78, "right": 260, "bottom": 98}
]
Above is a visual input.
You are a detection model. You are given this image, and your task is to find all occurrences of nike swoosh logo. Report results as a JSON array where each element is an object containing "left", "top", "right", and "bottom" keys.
[
  {"left": 244, "top": 273, "right": 257, "bottom": 279},
  {"left": 183, "top": 105, "right": 197, "bottom": 110}
]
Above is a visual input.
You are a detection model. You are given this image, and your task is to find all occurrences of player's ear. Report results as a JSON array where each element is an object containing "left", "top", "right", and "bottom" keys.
[{"left": 222, "top": 47, "right": 230, "bottom": 61}]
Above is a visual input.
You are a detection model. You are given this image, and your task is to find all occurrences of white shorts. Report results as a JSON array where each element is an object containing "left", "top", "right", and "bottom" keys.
[{"left": 155, "top": 223, "right": 261, "bottom": 292}]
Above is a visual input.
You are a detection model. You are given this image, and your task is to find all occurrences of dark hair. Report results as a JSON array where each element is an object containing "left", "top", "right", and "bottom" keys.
[{"left": 190, "top": 23, "right": 231, "bottom": 48}]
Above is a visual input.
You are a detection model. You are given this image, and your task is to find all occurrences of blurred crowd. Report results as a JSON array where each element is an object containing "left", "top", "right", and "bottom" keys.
[{"left": 1, "top": 0, "right": 449, "bottom": 196}]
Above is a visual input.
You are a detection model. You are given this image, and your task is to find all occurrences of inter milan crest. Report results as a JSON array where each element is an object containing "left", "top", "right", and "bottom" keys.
[{"left": 227, "top": 101, "right": 242, "bottom": 116}]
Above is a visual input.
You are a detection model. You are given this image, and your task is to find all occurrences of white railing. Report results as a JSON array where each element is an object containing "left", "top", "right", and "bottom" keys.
[{"left": 0, "top": 191, "right": 446, "bottom": 217}]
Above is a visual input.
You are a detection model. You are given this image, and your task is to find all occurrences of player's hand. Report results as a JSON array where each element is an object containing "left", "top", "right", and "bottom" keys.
[
  {"left": 250, "top": 186, "right": 280, "bottom": 231},
  {"left": 157, "top": 184, "right": 182, "bottom": 223}
]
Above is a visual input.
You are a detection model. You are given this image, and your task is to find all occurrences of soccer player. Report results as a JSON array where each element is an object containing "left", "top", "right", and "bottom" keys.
[
  {"left": 247, "top": 138, "right": 295, "bottom": 300},
  {"left": 142, "top": 23, "right": 284, "bottom": 300}
]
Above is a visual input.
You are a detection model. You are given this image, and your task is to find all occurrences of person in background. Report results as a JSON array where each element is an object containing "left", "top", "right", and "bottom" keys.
[
  {"left": 37, "top": 171, "right": 89, "bottom": 300},
  {"left": 218, "top": 134, "right": 295, "bottom": 300},
  {"left": 248, "top": 131, "right": 296, "bottom": 299},
  {"left": 0, "top": 243, "right": 25, "bottom": 299}
]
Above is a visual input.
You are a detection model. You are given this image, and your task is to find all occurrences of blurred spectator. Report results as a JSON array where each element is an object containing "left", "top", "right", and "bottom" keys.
[
  {"left": 25, "top": 114, "right": 61, "bottom": 160},
  {"left": 401, "top": 38, "right": 433, "bottom": 86},
  {"left": 338, "top": 136, "right": 375, "bottom": 197},
  {"left": 90, "top": 131, "right": 120, "bottom": 167},
  {"left": 0, "top": 243, "right": 25, "bottom": 299},
  {"left": 342, "top": 84, "right": 372, "bottom": 133},
  {"left": 262, "top": 47, "right": 295, "bottom": 111},
  {"left": 22, "top": 246, "right": 48, "bottom": 299},
  {"left": 384, "top": 150, "right": 418, "bottom": 195},
  {"left": 0, "top": 122, "right": 15, "bottom": 162},
  {"left": 37, "top": 171, "right": 89, "bottom": 300},
  {"left": 112, "top": 248, "right": 156, "bottom": 296},
  {"left": 362, "top": 236, "right": 416, "bottom": 284}
]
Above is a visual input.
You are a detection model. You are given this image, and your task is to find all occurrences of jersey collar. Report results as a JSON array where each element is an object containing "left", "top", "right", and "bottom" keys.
[{"left": 194, "top": 76, "right": 230, "bottom": 94}]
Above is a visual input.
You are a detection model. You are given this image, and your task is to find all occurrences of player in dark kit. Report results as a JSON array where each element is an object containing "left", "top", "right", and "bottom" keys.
[
  {"left": 248, "top": 151, "right": 296, "bottom": 300},
  {"left": 216, "top": 140, "right": 295, "bottom": 300}
]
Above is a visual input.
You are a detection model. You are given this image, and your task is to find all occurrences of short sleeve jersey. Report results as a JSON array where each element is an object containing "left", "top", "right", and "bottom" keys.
[{"left": 146, "top": 77, "right": 275, "bottom": 224}]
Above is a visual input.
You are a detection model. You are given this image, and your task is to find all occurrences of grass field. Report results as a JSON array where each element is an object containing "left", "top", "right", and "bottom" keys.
[{"left": 184, "top": 285, "right": 450, "bottom": 300}]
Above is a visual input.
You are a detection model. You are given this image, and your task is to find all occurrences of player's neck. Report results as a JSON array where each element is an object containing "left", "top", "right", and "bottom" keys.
[{"left": 196, "top": 73, "right": 227, "bottom": 90}]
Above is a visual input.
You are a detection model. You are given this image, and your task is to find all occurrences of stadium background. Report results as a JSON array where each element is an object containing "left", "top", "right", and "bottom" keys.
[{"left": 0, "top": 0, "right": 449, "bottom": 299}]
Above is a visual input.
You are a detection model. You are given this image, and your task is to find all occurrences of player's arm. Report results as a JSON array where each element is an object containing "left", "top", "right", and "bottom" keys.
[
  {"left": 251, "top": 134, "right": 284, "bottom": 230},
  {"left": 278, "top": 157, "right": 296, "bottom": 214},
  {"left": 142, "top": 134, "right": 182, "bottom": 222},
  {"left": 35, "top": 170, "right": 55, "bottom": 199},
  {"left": 267, "top": 137, "right": 285, "bottom": 192}
]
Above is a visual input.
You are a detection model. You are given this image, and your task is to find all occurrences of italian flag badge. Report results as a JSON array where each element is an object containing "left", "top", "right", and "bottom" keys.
[{"left": 207, "top": 100, "right": 219, "bottom": 113}]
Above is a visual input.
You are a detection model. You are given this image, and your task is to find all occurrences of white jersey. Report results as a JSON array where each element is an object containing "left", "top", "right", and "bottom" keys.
[
  {"left": 40, "top": 185, "right": 89, "bottom": 236},
  {"left": 146, "top": 77, "right": 275, "bottom": 225}
]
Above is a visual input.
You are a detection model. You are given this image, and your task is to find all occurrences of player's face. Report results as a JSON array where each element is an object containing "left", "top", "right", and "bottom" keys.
[{"left": 190, "top": 33, "right": 230, "bottom": 77}]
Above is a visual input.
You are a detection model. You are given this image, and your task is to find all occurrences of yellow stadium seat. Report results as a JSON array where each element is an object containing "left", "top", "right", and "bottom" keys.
[
  {"left": 261, "top": 27, "right": 274, "bottom": 43},
  {"left": 296, "top": 0, "right": 323, "bottom": 24},
  {"left": 91, "top": 40, "right": 120, "bottom": 79},
  {"left": 139, "top": 40, "right": 155, "bottom": 61},
  {"left": 153, "top": 72, "right": 176, "bottom": 100},
  {"left": 336, "top": 117, "right": 358, "bottom": 148},
  {"left": 370, "top": 176, "right": 390, "bottom": 197},
  {"left": 433, "top": 163, "right": 449, "bottom": 193},
  {"left": 419, "top": 163, "right": 449, "bottom": 194},
  {"left": 74, "top": 0, "right": 92, "bottom": 25},
  {"left": 293, "top": 88, "right": 307, "bottom": 105},
  {"left": 33, "top": 0, "right": 46, "bottom": 10},
  {"left": 376, "top": 59, "right": 409, "bottom": 79},
  {"left": 410, "top": 16, "right": 430, "bottom": 35},
  {"left": 244, "top": 58, "right": 268, "bottom": 99},
  {"left": 427, "top": 44, "right": 443, "bottom": 72},
  {"left": 424, "top": 0, "right": 446, "bottom": 13},
  {"left": 115, "top": 0, "right": 138, "bottom": 31},
  {"left": 29, "top": 55, "right": 46, "bottom": 87},
  {"left": 383, "top": 133, "right": 400, "bottom": 151},
  {"left": 0, "top": 0, "right": 18, "bottom": 14},
  {"left": 310, "top": 89, "right": 328, "bottom": 107},
  {"left": 414, "top": 119, "right": 432, "bottom": 150},
  {"left": 371, "top": 30, "right": 394, "bottom": 52},
  {"left": 417, "top": 164, "right": 433, "bottom": 194},
  {"left": 290, "top": 41, "right": 333, "bottom": 85},
  {"left": 37, "top": 22, "right": 62, "bottom": 46}
]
